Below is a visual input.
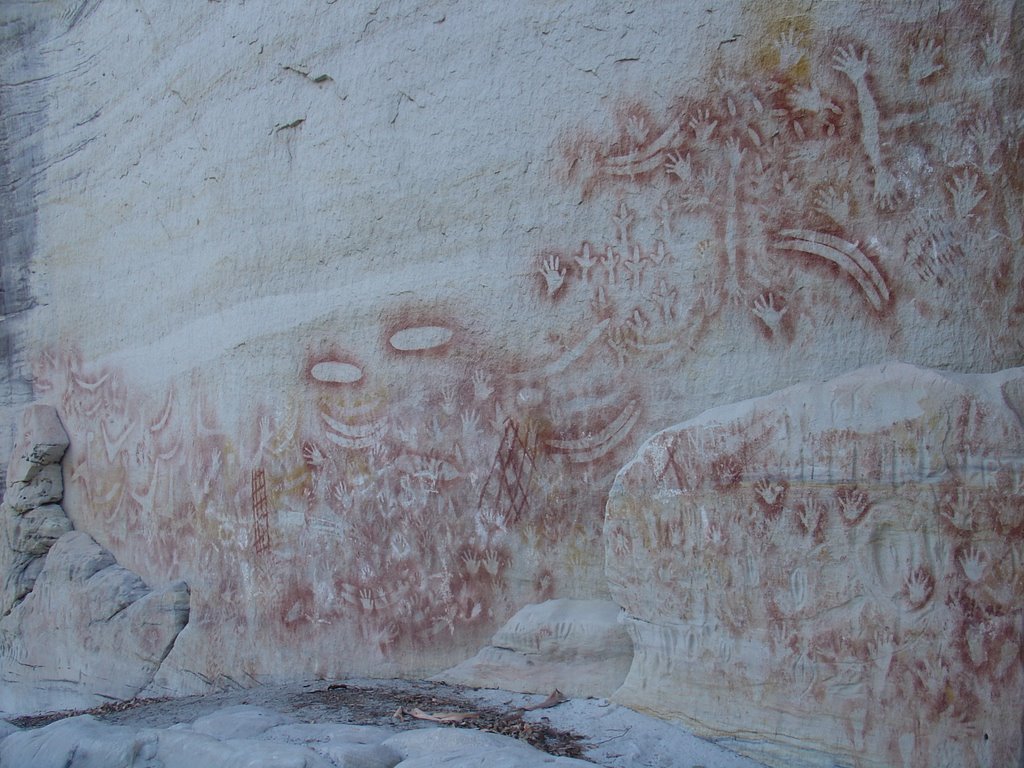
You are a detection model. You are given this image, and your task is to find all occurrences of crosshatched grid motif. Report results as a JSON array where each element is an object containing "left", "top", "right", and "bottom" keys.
[
  {"left": 478, "top": 417, "right": 537, "bottom": 526},
  {"left": 251, "top": 467, "right": 271, "bottom": 555}
]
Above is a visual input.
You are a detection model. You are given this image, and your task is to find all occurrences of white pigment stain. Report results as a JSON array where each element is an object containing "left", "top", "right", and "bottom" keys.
[
  {"left": 389, "top": 325, "right": 454, "bottom": 352},
  {"left": 311, "top": 361, "right": 363, "bottom": 384}
]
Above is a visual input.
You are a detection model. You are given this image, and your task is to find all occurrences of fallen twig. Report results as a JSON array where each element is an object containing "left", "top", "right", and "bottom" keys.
[
  {"left": 410, "top": 707, "right": 479, "bottom": 723},
  {"left": 590, "top": 726, "right": 632, "bottom": 745},
  {"left": 522, "top": 689, "right": 567, "bottom": 712}
]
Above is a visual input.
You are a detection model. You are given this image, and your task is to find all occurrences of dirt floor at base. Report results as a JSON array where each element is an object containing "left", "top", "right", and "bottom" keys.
[{"left": 8, "top": 679, "right": 586, "bottom": 760}]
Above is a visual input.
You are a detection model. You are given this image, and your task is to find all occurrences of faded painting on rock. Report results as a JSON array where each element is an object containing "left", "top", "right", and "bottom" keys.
[
  {"left": 606, "top": 364, "right": 1024, "bottom": 768},
  {"left": 19, "top": 0, "right": 1023, "bottom": 700}
]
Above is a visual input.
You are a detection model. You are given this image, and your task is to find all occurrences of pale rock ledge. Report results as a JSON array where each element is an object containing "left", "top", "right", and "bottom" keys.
[
  {"left": 0, "top": 404, "right": 191, "bottom": 717},
  {"left": 606, "top": 362, "right": 1024, "bottom": 768},
  {"left": 437, "top": 598, "right": 633, "bottom": 698}
]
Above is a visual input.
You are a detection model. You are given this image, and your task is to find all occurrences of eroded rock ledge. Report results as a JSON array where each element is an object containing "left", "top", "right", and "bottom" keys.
[
  {"left": 606, "top": 362, "right": 1024, "bottom": 768},
  {"left": 1, "top": 404, "right": 71, "bottom": 615},
  {"left": 437, "top": 598, "right": 633, "bottom": 698},
  {"left": 0, "top": 405, "right": 190, "bottom": 716}
]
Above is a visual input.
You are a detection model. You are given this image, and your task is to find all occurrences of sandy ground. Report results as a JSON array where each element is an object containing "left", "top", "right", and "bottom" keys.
[{"left": 3, "top": 679, "right": 769, "bottom": 767}]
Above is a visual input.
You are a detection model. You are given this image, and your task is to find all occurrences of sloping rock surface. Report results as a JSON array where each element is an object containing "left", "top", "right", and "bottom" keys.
[
  {"left": 0, "top": 531, "right": 190, "bottom": 715},
  {"left": 1, "top": 405, "right": 71, "bottom": 615},
  {"left": 5, "top": 404, "right": 69, "bottom": 489},
  {"left": 0, "top": 707, "right": 595, "bottom": 768},
  {"left": 438, "top": 599, "right": 632, "bottom": 698},
  {"left": 0, "top": 502, "right": 74, "bottom": 617},
  {"left": 606, "top": 362, "right": 1024, "bottom": 768}
]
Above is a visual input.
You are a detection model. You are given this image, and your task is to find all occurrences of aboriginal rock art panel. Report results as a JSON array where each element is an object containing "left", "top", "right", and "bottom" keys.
[
  {"left": 24, "top": 2, "right": 1024, "bottom": 689},
  {"left": 544, "top": 6, "right": 1023, "bottom": 366},
  {"left": 606, "top": 365, "right": 1024, "bottom": 768},
  {"left": 32, "top": 311, "right": 638, "bottom": 672}
]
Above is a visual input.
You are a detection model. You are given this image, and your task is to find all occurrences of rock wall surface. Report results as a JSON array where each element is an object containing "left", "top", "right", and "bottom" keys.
[
  {"left": 0, "top": 530, "right": 191, "bottom": 716},
  {"left": 0, "top": 0, "right": 1021, "bottom": 712},
  {"left": 437, "top": 598, "right": 633, "bottom": 698},
  {"left": 0, "top": 404, "right": 191, "bottom": 715},
  {"left": 0, "top": 5, "right": 46, "bottom": 480},
  {"left": 1, "top": 404, "right": 70, "bottom": 615},
  {"left": 606, "top": 363, "right": 1024, "bottom": 768}
]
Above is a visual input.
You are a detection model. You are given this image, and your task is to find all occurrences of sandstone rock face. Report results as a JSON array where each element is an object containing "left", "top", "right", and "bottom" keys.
[
  {"left": 0, "top": 404, "right": 191, "bottom": 713},
  {"left": 5, "top": 461, "right": 62, "bottom": 513},
  {"left": 606, "top": 363, "right": 1024, "bottom": 768},
  {"left": 5, "top": 503, "right": 73, "bottom": 556},
  {"left": 0, "top": 708, "right": 593, "bottom": 768},
  {"left": 0, "top": 543, "right": 40, "bottom": 617},
  {"left": 0, "top": 531, "right": 191, "bottom": 715},
  {"left": 2, "top": 0, "right": 1023, "bottom": 706},
  {"left": 0, "top": 716, "right": 159, "bottom": 768},
  {"left": 4, "top": 405, "right": 67, "bottom": 514},
  {"left": 1, "top": 405, "right": 72, "bottom": 615},
  {"left": 0, "top": 502, "right": 73, "bottom": 615},
  {"left": 5, "top": 404, "right": 70, "bottom": 488},
  {"left": 439, "top": 599, "right": 632, "bottom": 698}
]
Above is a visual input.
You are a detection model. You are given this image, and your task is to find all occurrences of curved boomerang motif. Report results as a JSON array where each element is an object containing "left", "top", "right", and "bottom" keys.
[
  {"left": 547, "top": 400, "right": 640, "bottom": 463},
  {"left": 776, "top": 229, "right": 889, "bottom": 311},
  {"left": 522, "top": 318, "right": 610, "bottom": 380},
  {"left": 602, "top": 122, "right": 684, "bottom": 177}
]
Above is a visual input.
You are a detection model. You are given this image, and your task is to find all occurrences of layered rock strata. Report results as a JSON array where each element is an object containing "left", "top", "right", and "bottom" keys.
[
  {"left": 606, "top": 363, "right": 1024, "bottom": 768},
  {"left": 0, "top": 405, "right": 191, "bottom": 715},
  {"left": 1, "top": 404, "right": 70, "bottom": 615},
  {"left": 0, "top": 706, "right": 596, "bottom": 768}
]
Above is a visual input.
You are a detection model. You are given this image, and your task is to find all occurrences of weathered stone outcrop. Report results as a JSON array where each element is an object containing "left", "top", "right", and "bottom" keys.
[
  {"left": 3, "top": 0, "right": 1023, "bottom": 726},
  {"left": 0, "top": 502, "right": 73, "bottom": 615},
  {"left": 0, "top": 706, "right": 595, "bottom": 768},
  {"left": 6, "top": 404, "right": 69, "bottom": 489},
  {"left": 438, "top": 599, "right": 632, "bottom": 698},
  {"left": 0, "top": 530, "right": 191, "bottom": 715},
  {"left": 0, "top": 404, "right": 191, "bottom": 714},
  {"left": 1, "top": 404, "right": 71, "bottom": 615},
  {"left": 606, "top": 363, "right": 1024, "bottom": 767}
]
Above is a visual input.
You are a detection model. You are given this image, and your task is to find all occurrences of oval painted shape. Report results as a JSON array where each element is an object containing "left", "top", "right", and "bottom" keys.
[
  {"left": 389, "top": 325, "right": 454, "bottom": 352},
  {"left": 311, "top": 361, "right": 363, "bottom": 384}
]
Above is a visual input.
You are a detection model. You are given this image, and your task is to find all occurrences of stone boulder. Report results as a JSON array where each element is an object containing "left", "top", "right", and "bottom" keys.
[
  {"left": 149, "top": 730, "right": 337, "bottom": 768},
  {"left": 438, "top": 599, "right": 633, "bottom": 698},
  {"left": 383, "top": 727, "right": 594, "bottom": 767},
  {"left": 0, "top": 531, "right": 190, "bottom": 715},
  {"left": 189, "top": 705, "right": 298, "bottom": 740},
  {"left": 5, "top": 404, "right": 68, "bottom": 513},
  {"left": 265, "top": 723, "right": 401, "bottom": 768},
  {"left": 0, "top": 715, "right": 338, "bottom": 768},
  {"left": 5, "top": 404, "right": 69, "bottom": 488},
  {"left": 605, "top": 363, "right": 1024, "bottom": 768},
  {"left": 1, "top": 502, "right": 74, "bottom": 616},
  {"left": 0, "top": 707, "right": 595, "bottom": 768},
  {"left": 0, "top": 716, "right": 158, "bottom": 768},
  {"left": 4, "top": 503, "right": 73, "bottom": 556},
  {"left": 1, "top": 404, "right": 73, "bottom": 615},
  {"left": 5, "top": 462, "right": 63, "bottom": 514}
]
